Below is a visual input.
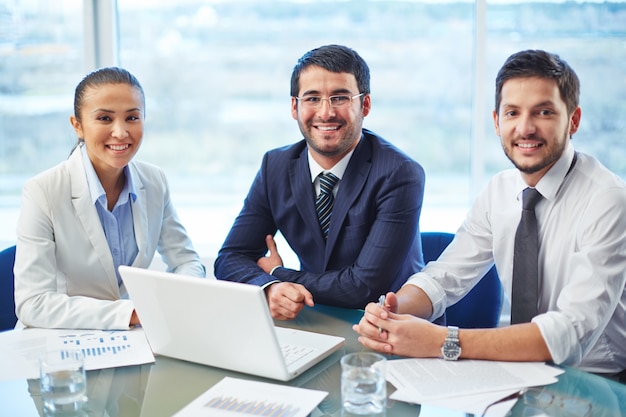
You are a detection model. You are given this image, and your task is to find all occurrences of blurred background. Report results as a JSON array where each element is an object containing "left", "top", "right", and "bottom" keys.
[{"left": 1, "top": 0, "right": 625, "bottom": 266}]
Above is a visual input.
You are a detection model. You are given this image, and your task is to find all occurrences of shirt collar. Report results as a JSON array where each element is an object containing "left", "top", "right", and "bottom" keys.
[
  {"left": 80, "top": 144, "right": 137, "bottom": 205},
  {"left": 308, "top": 147, "right": 355, "bottom": 183}
]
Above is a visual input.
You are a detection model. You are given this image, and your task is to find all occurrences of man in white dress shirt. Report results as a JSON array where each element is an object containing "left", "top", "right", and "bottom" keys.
[{"left": 353, "top": 49, "right": 626, "bottom": 380}]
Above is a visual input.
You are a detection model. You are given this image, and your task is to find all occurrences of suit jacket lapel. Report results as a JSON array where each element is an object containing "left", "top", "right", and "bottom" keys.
[
  {"left": 68, "top": 148, "right": 119, "bottom": 291},
  {"left": 289, "top": 147, "right": 327, "bottom": 250},
  {"left": 128, "top": 163, "right": 150, "bottom": 267},
  {"left": 325, "top": 137, "right": 372, "bottom": 262}
]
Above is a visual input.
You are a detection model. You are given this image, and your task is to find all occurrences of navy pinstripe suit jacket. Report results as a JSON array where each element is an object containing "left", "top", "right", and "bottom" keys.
[{"left": 214, "top": 129, "right": 425, "bottom": 308}]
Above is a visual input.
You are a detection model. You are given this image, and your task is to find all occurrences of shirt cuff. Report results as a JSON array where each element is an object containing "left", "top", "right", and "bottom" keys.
[
  {"left": 404, "top": 271, "right": 447, "bottom": 321},
  {"left": 269, "top": 266, "right": 281, "bottom": 276},
  {"left": 261, "top": 279, "right": 280, "bottom": 290},
  {"left": 533, "top": 311, "right": 581, "bottom": 366}
]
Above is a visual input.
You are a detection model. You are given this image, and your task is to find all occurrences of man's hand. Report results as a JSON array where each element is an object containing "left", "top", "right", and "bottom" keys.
[
  {"left": 257, "top": 235, "right": 283, "bottom": 274},
  {"left": 352, "top": 296, "right": 444, "bottom": 357},
  {"left": 265, "top": 282, "right": 314, "bottom": 320},
  {"left": 381, "top": 291, "right": 399, "bottom": 313}
]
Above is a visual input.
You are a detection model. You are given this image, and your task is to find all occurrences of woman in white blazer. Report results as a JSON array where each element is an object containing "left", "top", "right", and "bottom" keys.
[{"left": 14, "top": 67, "right": 205, "bottom": 330}]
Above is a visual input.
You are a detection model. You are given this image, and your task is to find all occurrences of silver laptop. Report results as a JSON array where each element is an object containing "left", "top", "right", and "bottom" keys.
[{"left": 118, "top": 265, "right": 345, "bottom": 381}]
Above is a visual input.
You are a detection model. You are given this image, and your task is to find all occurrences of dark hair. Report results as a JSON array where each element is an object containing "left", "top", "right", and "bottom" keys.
[
  {"left": 73, "top": 66, "right": 145, "bottom": 122},
  {"left": 290, "top": 44, "right": 370, "bottom": 98},
  {"left": 495, "top": 50, "right": 579, "bottom": 116}
]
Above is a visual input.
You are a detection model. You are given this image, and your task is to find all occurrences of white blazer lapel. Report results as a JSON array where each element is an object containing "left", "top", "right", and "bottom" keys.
[
  {"left": 128, "top": 163, "right": 150, "bottom": 266},
  {"left": 68, "top": 148, "right": 119, "bottom": 290}
]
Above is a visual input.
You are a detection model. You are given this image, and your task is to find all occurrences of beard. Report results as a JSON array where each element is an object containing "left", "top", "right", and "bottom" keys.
[
  {"left": 503, "top": 128, "right": 570, "bottom": 175},
  {"left": 298, "top": 119, "right": 361, "bottom": 158}
]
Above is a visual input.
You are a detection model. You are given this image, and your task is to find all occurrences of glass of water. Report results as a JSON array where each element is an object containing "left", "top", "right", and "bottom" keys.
[
  {"left": 39, "top": 350, "right": 87, "bottom": 414},
  {"left": 341, "top": 352, "right": 387, "bottom": 416}
]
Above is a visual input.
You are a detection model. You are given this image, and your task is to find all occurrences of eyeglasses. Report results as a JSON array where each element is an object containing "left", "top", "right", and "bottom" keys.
[
  {"left": 523, "top": 388, "right": 592, "bottom": 417},
  {"left": 481, "top": 387, "right": 592, "bottom": 417},
  {"left": 295, "top": 93, "right": 364, "bottom": 109}
]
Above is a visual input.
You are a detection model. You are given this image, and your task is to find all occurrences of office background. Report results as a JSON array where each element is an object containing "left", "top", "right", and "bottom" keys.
[{"left": 1, "top": 0, "right": 625, "bottom": 266}]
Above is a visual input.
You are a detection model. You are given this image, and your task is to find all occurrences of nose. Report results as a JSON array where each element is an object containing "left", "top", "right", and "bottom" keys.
[
  {"left": 111, "top": 120, "right": 129, "bottom": 139},
  {"left": 317, "top": 98, "right": 336, "bottom": 118},
  {"left": 516, "top": 113, "right": 536, "bottom": 138}
]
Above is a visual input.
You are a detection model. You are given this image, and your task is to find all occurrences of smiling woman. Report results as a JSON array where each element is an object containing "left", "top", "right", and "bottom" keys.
[
  {"left": 12, "top": 67, "right": 206, "bottom": 331},
  {"left": 70, "top": 68, "right": 146, "bottom": 211}
]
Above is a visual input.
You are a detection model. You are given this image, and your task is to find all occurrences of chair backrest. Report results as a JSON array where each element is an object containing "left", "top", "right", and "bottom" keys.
[
  {"left": 420, "top": 232, "right": 502, "bottom": 328},
  {"left": 0, "top": 245, "right": 17, "bottom": 331}
]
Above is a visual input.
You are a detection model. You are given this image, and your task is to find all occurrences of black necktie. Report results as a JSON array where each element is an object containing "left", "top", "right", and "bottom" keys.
[
  {"left": 511, "top": 187, "right": 543, "bottom": 324},
  {"left": 315, "top": 172, "right": 339, "bottom": 239}
]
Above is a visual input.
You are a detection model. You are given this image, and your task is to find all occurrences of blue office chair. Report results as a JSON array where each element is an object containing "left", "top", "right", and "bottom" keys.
[
  {"left": 421, "top": 232, "right": 503, "bottom": 328},
  {"left": 0, "top": 245, "right": 17, "bottom": 331}
]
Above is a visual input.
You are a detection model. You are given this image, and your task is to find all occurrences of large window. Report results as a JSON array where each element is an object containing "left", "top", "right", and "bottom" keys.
[
  {"left": 116, "top": 0, "right": 476, "bottom": 257},
  {"left": 0, "top": 0, "right": 83, "bottom": 246},
  {"left": 1, "top": 1, "right": 625, "bottom": 261},
  {"left": 481, "top": 2, "right": 626, "bottom": 177}
]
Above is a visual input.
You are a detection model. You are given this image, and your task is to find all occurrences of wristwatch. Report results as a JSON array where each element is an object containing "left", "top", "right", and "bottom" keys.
[{"left": 441, "top": 325, "right": 461, "bottom": 360}]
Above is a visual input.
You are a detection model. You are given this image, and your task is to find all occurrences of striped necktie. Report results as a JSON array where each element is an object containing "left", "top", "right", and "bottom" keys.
[
  {"left": 315, "top": 172, "right": 339, "bottom": 239},
  {"left": 511, "top": 187, "right": 543, "bottom": 324}
]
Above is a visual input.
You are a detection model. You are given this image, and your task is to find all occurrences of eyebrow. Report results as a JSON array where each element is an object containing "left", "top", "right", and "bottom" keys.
[
  {"left": 533, "top": 100, "right": 557, "bottom": 108},
  {"left": 91, "top": 108, "right": 143, "bottom": 114},
  {"left": 502, "top": 100, "right": 557, "bottom": 109},
  {"left": 300, "top": 88, "right": 353, "bottom": 96}
]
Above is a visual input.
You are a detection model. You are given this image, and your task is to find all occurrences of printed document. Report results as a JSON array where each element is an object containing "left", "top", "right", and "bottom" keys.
[
  {"left": 0, "top": 327, "right": 154, "bottom": 381},
  {"left": 173, "top": 377, "right": 328, "bottom": 417},
  {"left": 387, "top": 358, "right": 563, "bottom": 417}
]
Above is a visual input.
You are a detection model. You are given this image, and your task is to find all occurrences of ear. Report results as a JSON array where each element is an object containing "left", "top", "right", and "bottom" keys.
[
  {"left": 492, "top": 109, "right": 500, "bottom": 136},
  {"left": 70, "top": 115, "right": 83, "bottom": 139},
  {"left": 291, "top": 97, "right": 298, "bottom": 120},
  {"left": 569, "top": 107, "right": 582, "bottom": 136},
  {"left": 361, "top": 94, "right": 372, "bottom": 117}
]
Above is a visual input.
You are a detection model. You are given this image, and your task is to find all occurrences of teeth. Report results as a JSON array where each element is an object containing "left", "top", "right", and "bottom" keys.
[
  {"left": 318, "top": 126, "right": 339, "bottom": 131},
  {"left": 518, "top": 143, "right": 539, "bottom": 148},
  {"left": 109, "top": 144, "right": 129, "bottom": 151}
]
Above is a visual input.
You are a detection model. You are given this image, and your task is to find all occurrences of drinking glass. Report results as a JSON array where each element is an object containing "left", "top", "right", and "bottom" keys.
[
  {"left": 340, "top": 352, "right": 386, "bottom": 416},
  {"left": 39, "top": 350, "right": 87, "bottom": 414}
]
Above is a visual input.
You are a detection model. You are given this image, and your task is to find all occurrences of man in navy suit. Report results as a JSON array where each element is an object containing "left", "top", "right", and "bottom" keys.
[{"left": 215, "top": 45, "right": 425, "bottom": 320}]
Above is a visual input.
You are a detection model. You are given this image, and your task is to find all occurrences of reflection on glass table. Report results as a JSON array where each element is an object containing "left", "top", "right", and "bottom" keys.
[{"left": 0, "top": 304, "right": 624, "bottom": 417}]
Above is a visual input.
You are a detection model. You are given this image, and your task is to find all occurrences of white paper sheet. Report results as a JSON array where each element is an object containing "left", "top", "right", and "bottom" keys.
[
  {"left": 386, "top": 358, "right": 563, "bottom": 416},
  {"left": 173, "top": 377, "right": 328, "bottom": 417},
  {"left": 0, "top": 327, "right": 155, "bottom": 381}
]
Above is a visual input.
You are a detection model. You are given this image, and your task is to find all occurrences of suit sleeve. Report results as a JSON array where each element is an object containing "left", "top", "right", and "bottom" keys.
[{"left": 151, "top": 169, "right": 206, "bottom": 277}]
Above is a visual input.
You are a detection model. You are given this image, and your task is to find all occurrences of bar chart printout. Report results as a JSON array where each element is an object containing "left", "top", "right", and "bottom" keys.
[
  {"left": 173, "top": 377, "right": 328, "bottom": 417},
  {"left": 47, "top": 329, "right": 155, "bottom": 370},
  {"left": 58, "top": 332, "right": 132, "bottom": 358},
  {"left": 0, "top": 328, "right": 155, "bottom": 381}
]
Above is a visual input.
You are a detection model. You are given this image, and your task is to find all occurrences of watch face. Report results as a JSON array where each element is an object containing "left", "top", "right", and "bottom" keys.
[{"left": 442, "top": 341, "right": 461, "bottom": 360}]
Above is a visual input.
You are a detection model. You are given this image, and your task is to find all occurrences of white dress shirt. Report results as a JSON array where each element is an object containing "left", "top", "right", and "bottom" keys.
[{"left": 406, "top": 142, "right": 626, "bottom": 373}]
